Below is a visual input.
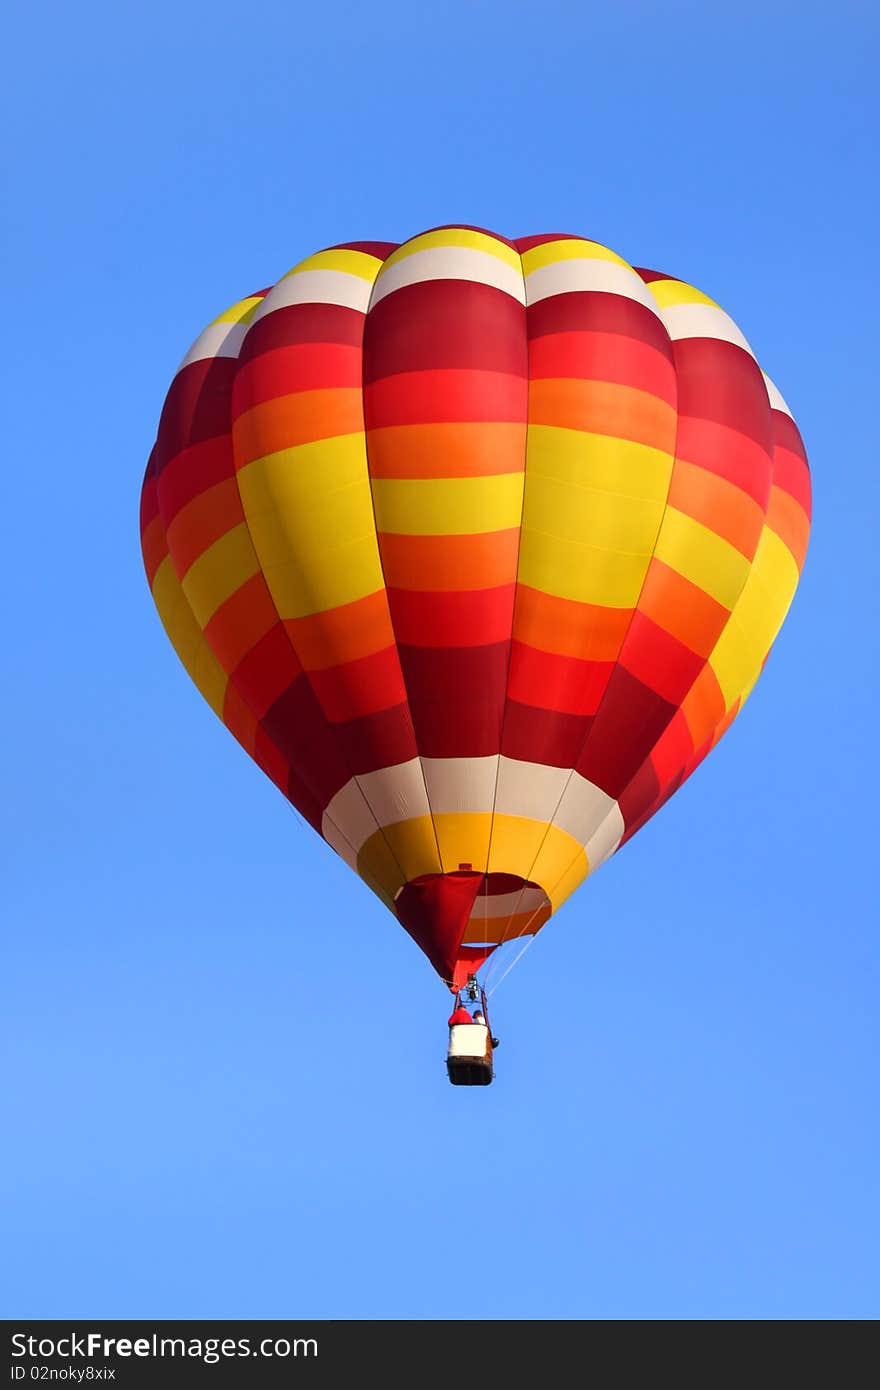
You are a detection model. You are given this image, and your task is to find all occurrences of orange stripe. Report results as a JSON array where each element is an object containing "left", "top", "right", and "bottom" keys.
[
  {"left": 233, "top": 388, "right": 365, "bottom": 462},
  {"left": 666, "top": 459, "right": 764, "bottom": 560},
  {"left": 638, "top": 560, "right": 730, "bottom": 659},
  {"left": 765, "top": 485, "right": 810, "bottom": 571},
  {"left": 680, "top": 665, "right": 726, "bottom": 746},
  {"left": 165, "top": 478, "right": 245, "bottom": 577},
  {"left": 204, "top": 572, "right": 279, "bottom": 672},
  {"left": 141, "top": 514, "right": 167, "bottom": 586},
  {"left": 528, "top": 378, "right": 677, "bottom": 453},
  {"left": 378, "top": 529, "right": 520, "bottom": 591},
  {"left": 513, "top": 584, "right": 631, "bottom": 661},
  {"left": 365, "top": 421, "right": 527, "bottom": 478},
  {"left": 285, "top": 590, "right": 396, "bottom": 670}
]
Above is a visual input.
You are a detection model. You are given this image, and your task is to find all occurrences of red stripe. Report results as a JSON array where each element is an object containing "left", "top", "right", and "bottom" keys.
[
  {"left": 673, "top": 338, "right": 773, "bottom": 449},
  {"left": 365, "top": 369, "right": 528, "bottom": 427},
  {"left": 331, "top": 241, "right": 398, "bottom": 259},
  {"left": 388, "top": 585, "right": 516, "bottom": 647},
  {"left": 674, "top": 417, "right": 772, "bottom": 510},
  {"left": 307, "top": 645, "right": 408, "bottom": 723},
  {"left": 233, "top": 343, "right": 364, "bottom": 414},
  {"left": 398, "top": 642, "right": 511, "bottom": 758},
  {"left": 501, "top": 701, "right": 592, "bottom": 768},
  {"left": 259, "top": 677, "right": 351, "bottom": 808},
  {"left": 364, "top": 279, "right": 527, "bottom": 381},
  {"left": 528, "top": 329, "right": 676, "bottom": 404},
  {"left": 154, "top": 358, "right": 235, "bottom": 470},
  {"left": 508, "top": 641, "right": 613, "bottom": 717},
  {"left": 156, "top": 437, "right": 235, "bottom": 521},
  {"left": 527, "top": 291, "right": 672, "bottom": 359},
  {"left": 619, "top": 612, "right": 705, "bottom": 706},
  {"left": 238, "top": 302, "right": 365, "bottom": 364},
  {"left": 332, "top": 703, "right": 418, "bottom": 777},
  {"left": 577, "top": 667, "right": 678, "bottom": 799}
]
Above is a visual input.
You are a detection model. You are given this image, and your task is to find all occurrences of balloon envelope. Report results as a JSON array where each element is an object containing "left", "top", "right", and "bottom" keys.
[{"left": 140, "top": 228, "right": 811, "bottom": 990}]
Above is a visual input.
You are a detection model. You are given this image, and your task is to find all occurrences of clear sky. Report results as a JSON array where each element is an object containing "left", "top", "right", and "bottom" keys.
[{"left": 3, "top": 0, "right": 877, "bottom": 1320}]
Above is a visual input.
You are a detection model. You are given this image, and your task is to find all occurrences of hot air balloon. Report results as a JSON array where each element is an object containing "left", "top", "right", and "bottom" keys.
[{"left": 140, "top": 227, "right": 811, "bottom": 1085}]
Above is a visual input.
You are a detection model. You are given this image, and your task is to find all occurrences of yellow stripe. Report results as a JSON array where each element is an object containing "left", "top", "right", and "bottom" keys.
[
  {"left": 381, "top": 228, "right": 522, "bottom": 274},
  {"left": 710, "top": 527, "right": 800, "bottom": 708},
  {"left": 210, "top": 294, "right": 265, "bottom": 327},
  {"left": 527, "top": 425, "right": 672, "bottom": 500},
  {"left": 524, "top": 471, "right": 667, "bottom": 554},
  {"left": 518, "top": 526, "right": 652, "bottom": 608},
  {"left": 371, "top": 473, "right": 525, "bottom": 535},
  {"left": 180, "top": 524, "right": 261, "bottom": 628},
  {"left": 645, "top": 278, "right": 722, "bottom": 310},
  {"left": 520, "top": 237, "right": 631, "bottom": 275},
  {"left": 237, "top": 436, "right": 386, "bottom": 619},
  {"left": 281, "top": 248, "right": 383, "bottom": 281},
  {"left": 653, "top": 507, "right": 751, "bottom": 610},
  {"left": 151, "top": 556, "right": 228, "bottom": 717}
]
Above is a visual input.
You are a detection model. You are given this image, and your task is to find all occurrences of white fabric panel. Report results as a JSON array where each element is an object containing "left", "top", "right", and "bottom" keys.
[
  {"left": 495, "top": 756, "right": 569, "bottom": 821},
  {"left": 552, "top": 771, "right": 621, "bottom": 848},
  {"left": 421, "top": 755, "right": 498, "bottom": 815},
  {"left": 355, "top": 759, "right": 432, "bottom": 826},
  {"left": 252, "top": 269, "right": 372, "bottom": 319},
  {"left": 583, "top": 802, "right": 625, "bottom": 872},
  {"left": 321, "top": 781, "right": 377, "bottom": 858},
  {"left": 661, "top": 302, "right": 753, "bottom": 353},
  {"left": 177, "top": 321, "right": 248, "bottom": 371},
  {"left": 525, "top": 259, "right": 662, "bottom": 317},
  {"left": 762, "top": 372, "right": 793, "bottom": 418},
  {"left": 370, "top": 247, "right": 526, "bottom": 306}
]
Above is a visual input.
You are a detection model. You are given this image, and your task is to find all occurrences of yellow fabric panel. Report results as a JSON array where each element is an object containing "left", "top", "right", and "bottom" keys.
[
  {"left": 180, "top": 524, "right": 261, "bottom": 628},
  {"left": 710, "top": 527, "right": 800, "bottom": 708},
  {"left": 370, "top": 473, "right": 525, "bottom": 536},
  {"left": 353, "top": 832, "right": 409, "bottom": 906},
  {"left": 527, "top": 425, "right": 672, "bottom": 500},
  {"left": 357, "top": 818, "right": 442, "bottom": 890},
  {"left": 518, "top": 525, "right": 653, "bottom": 607},
  {"left": 380, "top": 227, "right": 522, "bottom": 273},
  {"left": 520, "top": 237, "right": 631, "bottom": 274},
  {"left": 354, "top": 811, "right": 580, "bottom": 909},
  {"left": 645, "top": 278, "right": 721, "bottom": 310},
  {"left": 653, "top": 507, "right": 752, "bottom": 610},
  {"left": 151, "top": 556, "right": 228, "bottom": 718},
  {"left": 486, "top": 815, "right": 582, "bottom": 896},
  {"left": 236, "top": 437, "right": 386, "bottom": 618},
  {"left": 281, "top": 248, "right": 384, "bottom": 281},
  {"left": 523, "top": 470, "right": 666, "bottom": 553},
  {"left": 210, "top": 294, "right": 265, "bottom": 326}
]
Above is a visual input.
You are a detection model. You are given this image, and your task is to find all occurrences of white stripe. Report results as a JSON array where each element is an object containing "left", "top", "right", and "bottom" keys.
[
  {"left": 762, "top": 372, "right": 793, "bottom": 418},
  {"left": 552, "top": 772, "right": 622, "bottom": 851},
  {"left": 525, "top": 259, "right": 662, "bottom": 317},
  {"left": 370, "top": 247, "right": 526, "bottom": 307},
  {"left": 495, "top": 756, "right": 569, "bottom": 821},
  {"left": 583, "top": 803, "right": 625, "bottom": 871},
  {"left": 421, "top": 756, "right": 498, "bottom": 815},
  {"left": 321, "top": 782, "right": 377, "bottom": 860},
  {"left": 251, "top": 269, "right": 372, "bottom": 320},
  {"left": 177, "top": 321, "right": 248, "bottom": 372},
  {"left": 354, "top": 759, "right": 431, "bottom": 826},
  {"left": 661, "top": 302, "right": 753, "bottom": 353}
]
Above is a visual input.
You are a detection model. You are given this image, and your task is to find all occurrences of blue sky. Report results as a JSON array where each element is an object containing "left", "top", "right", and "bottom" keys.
[{"left": 3, "top": 0, "right": 877, "bottom": 1319}]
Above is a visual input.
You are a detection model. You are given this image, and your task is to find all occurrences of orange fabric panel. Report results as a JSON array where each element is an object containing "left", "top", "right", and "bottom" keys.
[
  {"left": 528, "top": 377, "right": 677, "bottom": 452},
  {"left": 365, "top": 421, "right": 527, "bottom": 477}
]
